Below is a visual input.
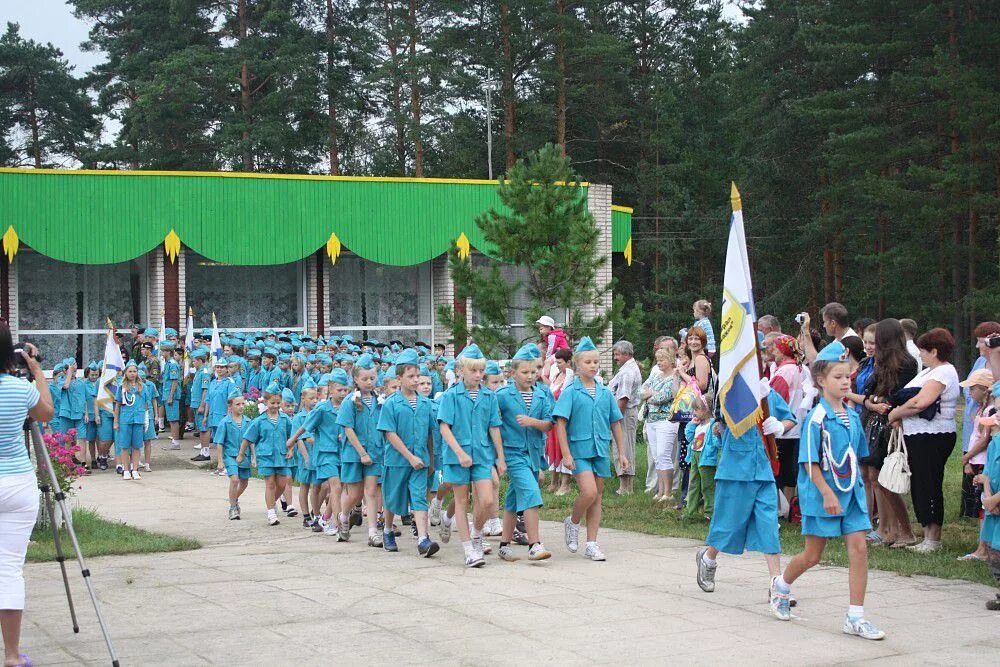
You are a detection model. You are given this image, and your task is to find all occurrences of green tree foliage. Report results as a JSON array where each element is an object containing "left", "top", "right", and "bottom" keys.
[{"left": 0, "top": 23, "right": 98, "bottom": 167}]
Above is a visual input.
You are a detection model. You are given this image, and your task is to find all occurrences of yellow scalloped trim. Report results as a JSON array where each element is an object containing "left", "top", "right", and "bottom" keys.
[
  {"left": 2, "top": 226, "right": 18, "bottom": 263},
  {"left": 326, "top": 232, "right": 342, "bottom": 265},
  {"left": 164, "top": 229, "right": 181, "bottom": 263}
]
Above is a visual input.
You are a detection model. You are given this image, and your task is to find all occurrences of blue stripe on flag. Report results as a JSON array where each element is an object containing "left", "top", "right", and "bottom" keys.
[{"left": 724, "top": 373, "right": 758, "bottom": 425}]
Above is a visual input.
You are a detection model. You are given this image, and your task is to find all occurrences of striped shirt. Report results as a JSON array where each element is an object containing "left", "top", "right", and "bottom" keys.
[
  {"left": 520, "top": 391, "right": 533, "bottom": 409},
  {"left": 0, "top": 375, "right": 41, "bottom": 477},
  {"left": 833, "top": 410, "right": 851, "bottom": 428},
  {"left": 407, "top": 396, "right": 418, "bottom": 410},
  {"left": 468, "top": 390, "right": 479, "bottom": 402}
]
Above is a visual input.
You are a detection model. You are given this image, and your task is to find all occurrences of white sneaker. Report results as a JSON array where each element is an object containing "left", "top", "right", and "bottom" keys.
[
  {"left": 485, "top": 517, "right": 502, "bottom": 536},
  {"left": 193, "top": 442, "right": 201, "bottom": 450},
  {"left": 267, "top": 512, "right": 280, "bottom": 526},
  {"left": 131, "top": 469, "right": 142, "bottom": 480},
  {"left": 429, "top": 501, "right": 441, "bottom": 526},
  {"left": 907, "top": 539, "right": 941, "bottom": 553},
  {"left": 162, "top": 442, "right": 181, "bottom": 451},
  {"left": 323, "top": 521, "right": 339, "bottom": 536},
  {"left": 218, "top": 468, "right": 228, "bottom": 477},
  {"left": 439, "top": 515, "right": 452, "bottom": 543},
  {"left": 843, "top": 616, "right": 886, "bottom": 640},
  {"left": 528, "top": 543, "right": 552, "bottom": 561},
  {"left": 473, "top": 536, "right": 493, "bottom": 555},
  {"left": 584, "top": 543, "right": 606, "bottom": 561},
  {"left": 498, "top": 544, "right": 520, "bottom": 562},
  {"left": 115, "top": 464, "right": 124, "bottom": 475},
  {"left": 142, "top": 462, "right": 151, "bottom": 472},
  {"left": 122, "top": 469, "right": 132, "bottom": 480},
  {"left": 563, "top": 516, "right": 579, "bottom": 553},
  {"left": 465, "top": 551, "right": 485, "bottom": 568}
]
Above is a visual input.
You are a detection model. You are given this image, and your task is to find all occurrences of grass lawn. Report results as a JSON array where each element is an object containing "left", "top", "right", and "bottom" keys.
[
  {"left": 27, "top": 507, "right": 200, "bottom": 563},
  {"left": 538, "top": 435, "right": 997, "bottom": 587}
]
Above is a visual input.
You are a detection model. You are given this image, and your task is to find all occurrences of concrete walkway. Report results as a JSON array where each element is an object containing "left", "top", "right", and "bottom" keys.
[{"left": 21, "top": 443, "right": 1000, "bottom": 665}]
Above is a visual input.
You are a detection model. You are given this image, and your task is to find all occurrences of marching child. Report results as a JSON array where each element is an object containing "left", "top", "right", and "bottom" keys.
[
  {"left": 279, "top": 388, "right": 298, "bottom": 517},
  {"left": 495, "top": 344, "right": 553, "bottom": 562},
  {"left": 770, "top": 341, "right": 885, "bottom": 640},
  {"left": 337, "top": 354, "right": 385, "bottom": 547},
  {"left": 159, "top": 341, "right": 182, "bottom": 450},
  {"left": 216, "top": 387, "right": 252, "bottom": 519},
  {"left": 186, "top": 349, "right": 211, "bottom": 456},
  {"left": 483, "top": 359, "right": 505, "bottom": 536},
  {"left": 437, "top": 345, "right": 504, "bottom": 567},
  {"left": 554, "top": 337, "right": 628, "bottom": 561},
  {"left": 289, "top": 369, "right": 349, "bottom": 537},
  {"left": 376, "top": 350, "right": 439, "bottom": 557},
  {"left": 240, "top": 381, "right": 293, "bottom": 526},
  {"left": 972, "top": 383, "right": 1000, "bottom": 610},
  {"left": 199, "top": 362, "right": 233, "bottom": 469},
  {"left": 83, "top": 363, "right": 101, "bottom": 469},
  {"left": 139, "top": 369, "right": 158, "bottom": 472},
  {"left": 683, "top": 397, "right": 719, "bottom": 519},
  {"left": 293, "top": 381, "right": 319, "bottom": 528},
  {"left": 90, "top": 364, "right": 116, "bottom": 471},
  {"left": 113, "top": 361, "right": 148, "bottom": 480},
  {"left": 58, "top": 358, "right": 87, "bottom": 454}
]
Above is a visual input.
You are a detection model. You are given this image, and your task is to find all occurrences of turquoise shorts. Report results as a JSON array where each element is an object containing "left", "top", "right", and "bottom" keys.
[
  {"left": 801, "top": 496, "right": 872, "bottom": 538},
  {"left": 258, "top": 465, "right": 292, "bottom": 478},
  {"left": 573, "top": 455, "right": 611, "bottom": 478},
  {"left": 382, "top": 465, "right": 429, "bottom": 517},
  {"left": 56, "top": 417, "right": 85, "bottom": 436},
  {"left": 193, "top": 411, "right": 207, "bottom": 433},
  {"left": 429, "top": 467, "right": 442, "bottom": 493},
  {"left": 163, "top": 399, "right": 180, "bottom": 422},
  {"left": 315, "top": 450, "right": 341, "bottom": 482},
  {"left": 503, "top": 454, "right": 543, "bottom": 512},
  {"left": 442, "top": 462, "right": 493, "bottom": 486},
  {"left": 295, "top": 465, "right": 315, "bottom": 485},
  {"left": 115, "top": 423, "right": 144, "bottom": 451},
  {"left": 706, "top": 480, "right": 780, "bottom": 555}
]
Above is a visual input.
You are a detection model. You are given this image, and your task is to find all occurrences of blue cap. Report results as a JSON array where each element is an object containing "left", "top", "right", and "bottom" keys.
[
  {"left": 306, "top": 354, "right": 318, "bottom": 363},
  {"left": 264, "top": 381, "right": 282, "bottom": 396},
  {"left": 342, "top": 335, "right": 353, "bottom": 343},
  {"left": 355, "top": 353, "right": 375, "bottom": 370},
  {"left": 816, "top": 340, "right": 849, "bottom": 363},
  {"left": 227, "top": 355, "right": 242, "bottom": 365},
  {"left": 125, "top": 360, "right": 138, "bottom": 369},
  {"left": 227, "top": 385, "right": 243, "bottom": 401},
  {"left": 86, "top": 361, "right": 99, "bottom": 371},
  {"left": 384, "top": 366, "right": 397, "bottom": 380},
  {"left": 281, "top": 388, "right": 295, "bottom": 403},
  {"left": 143, "top": 327, "right": 158, "bottom": 337},
  {"left": 485, "top": 360, "right": 501, "bottom": 376},
  {"left": 201, "top": 328, "right": 212, "bottom": 338},
  {"left": 418, "top": 363, "right": 431, "bottom": 377},
  {"left": 165, "top": 327, "right": 178, "bottom": 337},
  {"left": 458, "top": 344, "right": 484, "bottom": 360},
  {"left": 395, "top": 349, "right": 420, "bottom": 366},
  {"left": 62, "top": 357, "right": 76, "bottom": 366},
  {"left": 160, "top": 341, "right": 175, "bottom": 351},
  {"left": 329, "top": 368, "right": 350, "bottom": 386},
  {"left": 513, "top": 344, "right": 540, "bottom": 362},
  {"left": 53, "top": 362, "right": 66, "bottom": 373},
  {"left": 318, "top": 374, "right": 332, "bottom": 387},
  {"left": 191, "top": 348, "right": 208, "bottom": 360},
  {"left": 137, "top": 369, "right": 146, "bottom": 379},
  {"left": 302, "top": 378, "right": 317, "bottom": 390},
  {"left": 247, "top": 349, "right": 262, "bottom": 359},
  {"left": 575, "top": 337, "right": 597, "bottom": 353}
]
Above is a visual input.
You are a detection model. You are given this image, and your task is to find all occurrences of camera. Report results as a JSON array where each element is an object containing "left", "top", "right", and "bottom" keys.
[
  {"left": 12, "top": 344, "right": 41, "bottom": 381},
  {"left": 987, "top": 335, "right": 1000, "bottom": 349},
  {"left": 794, "top": 312, "right": 808, "bottom": 325}
]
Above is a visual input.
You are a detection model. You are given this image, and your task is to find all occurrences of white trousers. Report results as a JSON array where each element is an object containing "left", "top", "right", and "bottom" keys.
[
  {"left": 0, "top": 472, "right": 39, "bottom": 610},
  {"left": 645, "top": 420, "right": 679, "bottom": 472}
]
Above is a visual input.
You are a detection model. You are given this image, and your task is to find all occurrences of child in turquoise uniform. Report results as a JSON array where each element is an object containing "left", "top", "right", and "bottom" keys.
[
  {"left": 553, "top": 337, "right": 628, "bottom": 562},
  {"left": 160, "top": 341, "right": 182, "bottom": 450},
  {"left": 58, "top": 359, "right": 87, "bottom": 450},
  {"left": 139, "top": 369, "right": 159, "bottom": 472},
  {"left": 377, "top": 350, "right": 439, "bottom": 558},
  {"left": 289, "top": 369, "right": 350, "bottom": 538},
  {"left": 338, "top": 354, "right": 385, "bottom": 547},
  {"left": 90, "top": 364, "right": 116, "bottom": 471},
  {"left": 418, "top": 365, "right": 448, "bottom": 535},
  {"left": 495, "top": 344, "right": 553, "bottom": 562},
  {"left": 293, "top": 383, "right": 319, "bottom": 528},
  {"left": 482, "top": 359, "right": 505, "bottom": 536},
  {"left": 215, "top": 387, "right": 251, "bottom": 520},
  {"left": 199, "top": 363, "right": 234, "bottom": 467},
  {"left": 279, "top": 388, "right": 299, "bottom": 517},
  {"left": 683, "top": 398, "right": 719, "bottom": 519},
  {"left": 239, "top": 382, "right": 293, "bottom": 526},
  {"left": 186, "top": 349, "right": 211, "bottom": 455},
  {"left": 772, "top": 341, "right": 886, "bottom": 640},
  {"left": 48, "top": 362, "right": 65, "bottom": 433},
  {"left": 973, "top": 394, "right": 1000, "bottom": 609},
  {"left": 696, "top": 386, "right": 795, "bottom": 594},
  {"left": 82, "top": 363, "right": 100, "bottom": 469},
  {"left": 247, "top": 350, "right": 265, "bottom": 392},
  {"left": 113, "top": 361, "right": 148, "bottom": 480},
  {"left": 437, "top": 344, "right": 504, "bottom": 567}
]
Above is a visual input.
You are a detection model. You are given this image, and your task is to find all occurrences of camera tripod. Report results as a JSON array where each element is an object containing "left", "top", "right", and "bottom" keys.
[{"left": 26, "top": 419, "right": 119, "bottom": 666}]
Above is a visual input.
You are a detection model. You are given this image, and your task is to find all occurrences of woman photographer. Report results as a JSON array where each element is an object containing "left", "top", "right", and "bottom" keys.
[{"left": 0, "top": 322, "right": 53, "bottom": 667}]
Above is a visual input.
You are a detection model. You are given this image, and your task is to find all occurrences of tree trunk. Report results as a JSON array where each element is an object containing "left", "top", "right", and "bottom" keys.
[
  {"left": 947, "top": 2, "right": 966, "bottom": 370},
  {"left": 554, "top": 0, "right": 567, "bottom": 155},
  {"left": 239, "top": 0, "right": 254, "bottom": 171},
  {"left": 500, "top": 2, "right": 516, "bottom": 170},
  {"left": 408, "top": 0, "right": 423, "bottom": 176},
  {"left": 383, "top": 1, "right": 406, "bottom": 173},
  {"left": 326, "top": 0, "right": 341, "bottom": 175},
  {"left": 28, "top": 81, "right": 41, "bottom": 168}
]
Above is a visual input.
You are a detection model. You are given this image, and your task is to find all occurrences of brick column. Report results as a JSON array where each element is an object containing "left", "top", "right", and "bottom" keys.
[
  {"left": 177, "top": 247, "right": 187, "bottom": 334},
  {"left": 148, "top": 249, "right": 164, "bottom": 328},
  {"left": 5, "top": 256, "right": 18, "bottom": 341},
  {"left": 431, "top": 254, "right": 454, "bottom": 354},
  {"left": 307, "top": 251, "right": 322, "bottom": 336},
  {"left": 586, "top": 184, "right": 614, "bottom": 376}
]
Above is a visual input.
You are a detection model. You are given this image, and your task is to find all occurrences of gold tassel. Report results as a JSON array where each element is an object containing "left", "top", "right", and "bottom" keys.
[{"left": 2, "top": 226, "right": 19, "bottom": 263}]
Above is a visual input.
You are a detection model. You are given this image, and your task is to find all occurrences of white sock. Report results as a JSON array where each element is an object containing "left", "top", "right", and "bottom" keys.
[
  {"left": 848, "top": 605, "right": 864, "bottom": 620},
  {"left": 442, "top": 511, "right": 452, "bottom": 525},
  {"left": 430, "top": 498, "right": 441, "bottom": 510},
  {"left": 339, "top": 512, "right": 349, "bottom": 525},
  {"left": 585, "top": 541, "right": 597, "bottom": 550},
  {"left": 472, "top": 528, "right": 483, "bottom": 539},
  {"left": 368, "top": 526, "right": 378, "bottom": 537},
  {"left": 462, "top": 541, "right": 474, "bottom": 555},
  {"left": 571, "top": 519, "right": 581, "bottom": 527},
  {"left": 775, "top": 576, "right": 791, "bottom": 593},
  {"left": 200, "top": 447, "right": 209, "bottom": 457},
  {"left": 702, "top": 552, "right": 716, "bottom": 566}
]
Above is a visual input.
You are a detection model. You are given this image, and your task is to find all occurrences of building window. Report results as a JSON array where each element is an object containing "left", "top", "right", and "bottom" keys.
[
  {"left": 186, "top": 251, "right": 304, "bottom": 332},
  {"left": 471, "top": 256, "right": 568, "bottom": 349},
  {"left": 327, "top": 254, "right": 432, "bottom": 344},
  {"left": 16, "top": 249, "right": 147, "bottom": 364}
]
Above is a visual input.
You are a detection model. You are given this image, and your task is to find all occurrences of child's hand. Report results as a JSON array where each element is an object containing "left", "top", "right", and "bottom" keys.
[
  {"left": 515, "top": 415, "right": 534, "bottom": 427},
  {"left": 973, "top": 474, "right": 989, "bottom": 487},
  {"left": 563, "top": 454, "right": 576, "bottom": 471},
  {"left": 302, "top": 455, "right": 309, "bottom": 468},
  {"left": 286, "top": 438, "right": 296, "bottom": 450},
  {"left": 360, "top": 453, "right": 373, "bottom": 465},
  {"left": 822, "top": 490, "right": 842, "bottom": 516},
  {"left": 285, "top": 449, "right": 294, "bottom": 460},
  {"left": 964, "top": 462, "right": 974, "bottom": 474},
  {"left": 983, "top": 495, "right": 999, "bottom": 512},
  {"left": 236, "top": 454, "right": 244, "bottom": 464},
  {"left": 251, "top": 457, "right": 257, "bottom": 468},
  {"left": 113, "top": 419, "right": 119, "bottom": 430},
  {"left": 94, "top": 415, "right": 101, "bottom": 426},
  {"left": 618, "top": 454, "right": 629, "bottom": 473},
  {"left": 458, "top": 452, "right": 473, "bottom": 468},
  {"left": 495, "top": 458, "right": 507, "bottom": 477},
  {"left": 83, "top": 414, "right": 89, "bottom": 424},
  {"left": 409, "top": 455, "right": 425, "bottom": 470}
]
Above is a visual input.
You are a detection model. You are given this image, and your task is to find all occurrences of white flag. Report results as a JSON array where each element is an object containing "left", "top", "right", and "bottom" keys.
[
  {"left": 96, "top": 327, "right": 124, "bottom": 412},
  {"left": 210, "top": 312, "right": 224, "bottom": 367},
  {"left": 183, "top": 309, "right": 195, "bottom": 375}
]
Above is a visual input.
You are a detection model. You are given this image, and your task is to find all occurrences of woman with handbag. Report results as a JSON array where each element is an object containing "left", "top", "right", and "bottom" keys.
[
  {"left": 855, "top": 320, "right": 918, "bottom": 546},
  {"left": 888, "top": 327, "right": 960, "bottom": 553}
]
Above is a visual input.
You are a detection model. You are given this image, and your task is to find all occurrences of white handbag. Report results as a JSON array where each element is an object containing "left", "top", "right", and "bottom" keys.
[{"left": 878, "top": 427, "right": 911, "bottom": 495}]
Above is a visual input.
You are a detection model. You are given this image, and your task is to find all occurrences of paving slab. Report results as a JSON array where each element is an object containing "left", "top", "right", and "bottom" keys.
[{"left": 19, "top": 442, "right": 1000, "bottom": 665}]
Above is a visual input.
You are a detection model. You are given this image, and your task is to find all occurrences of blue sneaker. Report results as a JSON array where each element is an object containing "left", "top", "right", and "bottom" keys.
[
  {"left": 383, "top": 530, "right": 398, "bottom": 552},
  {"left": 418, "top": 537, "right": 440, "bottom": 558},
  {"left": 769, "top": 577, "right": 791, "bottom": 621}
]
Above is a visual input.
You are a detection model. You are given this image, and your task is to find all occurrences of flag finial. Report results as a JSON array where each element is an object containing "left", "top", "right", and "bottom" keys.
[
  {"left": 730, "top": 182, "right": 742, "bottom": 212},
  {"left": 107, "top": 317, "right": 114, "bottom": 330}
]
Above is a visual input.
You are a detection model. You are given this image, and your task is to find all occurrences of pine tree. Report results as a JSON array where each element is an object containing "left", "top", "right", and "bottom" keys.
[{"left": 0, "top": 23, "right": 98, "bottom": 167}]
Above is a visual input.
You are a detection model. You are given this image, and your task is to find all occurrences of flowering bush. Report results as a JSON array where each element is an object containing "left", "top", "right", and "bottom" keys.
[
  {"left": 245, "top": 386, "right": 261, "bottom": 402},
  {"left": 242, "top": 401, "right": 260, "bottom": 420},
  {"left": 42, "top": 429, "right": 87, "bottom": 497}
]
